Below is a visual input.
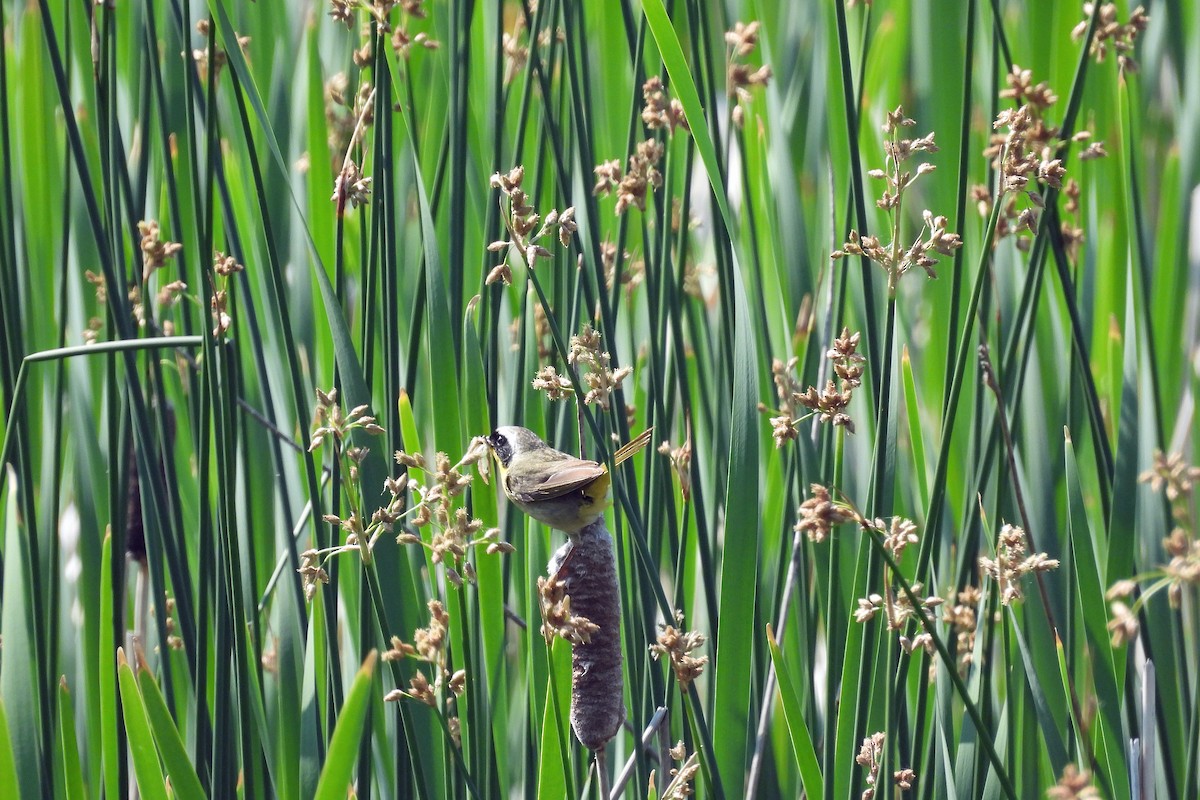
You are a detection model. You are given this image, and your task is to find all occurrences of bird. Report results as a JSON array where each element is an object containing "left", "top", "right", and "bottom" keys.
[{"left": 486, "top": 425, "right": 653, "bottom": 533}]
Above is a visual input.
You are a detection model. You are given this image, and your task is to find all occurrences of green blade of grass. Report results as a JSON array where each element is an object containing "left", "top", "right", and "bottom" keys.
[
  {"left": 0, "top": 699, "right": 18, "bottom": 800},
  {"left": 0, "top": 469, "right": 42, "bottom": 799},
  {"left": 313, "top": 651, "right": 378, "bottom": 800},
  {"left": 766, "top": 625, "right": 823, "bottom": 800},
  {"left": 135, "top": 654, "right": 207, "bottom": 800},
  {"left": 1064, "top": 430, "right": 1129, "bottom": 800},
  {"left": 56, "top": 680, "right": 84, "bottom": 800},
  {"left": 116, "top": 649, "right": 169, "bottom": 800}
]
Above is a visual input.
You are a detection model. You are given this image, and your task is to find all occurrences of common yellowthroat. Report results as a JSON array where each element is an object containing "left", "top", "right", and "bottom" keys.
[{"left": 486, "top": 426, "right": 653, "bottom": 533}]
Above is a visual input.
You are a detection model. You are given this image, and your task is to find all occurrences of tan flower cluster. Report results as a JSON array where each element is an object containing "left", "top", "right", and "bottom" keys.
[
  {"left": 1046, "top": 763, "right": 1100, "bottom": 799},
  {"left": 642, "top": 76, "right": 687, "bottom": 134},
  {"left": 531, "top": 365, "right": 573, "bottom": 400},
  {"left": 793, "top": 327, "right": 866, "bottom": 434},
  {"left": 1140, "top": 449, "right": 1200, "bottom": 505},
  {"left": 209, "top": 250, "right": 245, "bottom": 338},
  {"left": 856, "top": 732, "right": 886, "bottom": 800},
  {"left": 974, "top": 65, "right": 1104, "bottom": 253},
  {"left": 1106, "top": 451, "right": 1200, "bottom": 644},
  {"left": 854, "top": 580, "right": 942, "bottom": 634},
  {"left": 186, "top": 21, "right": 250, "bottom": 80},
  {"left": 332, "top": 159, "right": 373, "bottom": 214},
  {"left": 1104, "top": 594, "right": 1139, "bottom": 647},
  {"left": 544, "top": 323, "right": 631, "bottom": 411},
  {"left": 395, "top": 441, "right": 509, "bottom": 585},
  {"left": 602, "top": 241, "right": 644, "bottom": 299},
  {"left": 487, "top": 165, "right": 576, "bottom": 285},
  {"left": 761, "top": 327, "right": 866, "bottom": 446},
  {"left": 383, "top": 599, "right": 465, "bottom": 723},
  {"left": 138, "top": 220, "right": 183, "bottom": 282},
  {"left": 509, "top": 297, "right": 555, "bottom": 358},
  {"left": 760, "top": 355, "right": 804, "bottom": 446},
  {"left": 649, "top": 610, "right": 708, "bottom": 692},
  {"left": 794, "top": 484, "right": 855, "bottom": 544},
  {"left": 297, "top": 549, "right": 331, "bottom": 602},
  {"left": 536, "top": 573, "right": 600, "bottom": 646},
  {"left": 162, "top": 596, "right": 185, "bottom": 652},
  {"left": 978, "top": 523, "right": 1059, "bottom": 606},
  {"left": 1162, "top": 528, "right": 1200, "bottom": 606},
  {"left": 387, "top": 1, "right": 441, "bottom": 58},
  {"left": 876, "top": 515, "right": 919, "bottom": 560},
  {"left": 1071, "top": 4, "right": 1148, "bottom": 72},
  {"left": 323, "top": 75, "right": 376, "bottom": 159},
  {"left": 305, "top": 398, "right": 506, "bottom": 597},
  {"left": 660, "top": 742, "right": 700, "bottom": 799},
  {"left": 658, "top": 437, "right": 693, "bottom": 502},
  {"left": 501, "top": 15, "right": 529, "bottom": 85},
  {"left": 302, "top": 388, "right": 394, "bottom": 578},
  {"left": 942, "top": 585, "right": 981, "bottom": 676},
  {"left": 308, "top": 387, "right": 386, "bottom": 452},
  {"left": 724, "top": 21, "right": 771, "bottom": 127},
  {"left": 855, "top": 732, "right": 915, "bottom": 799},
  {"left": 85, "top": 270, "right": 108, "bottom": 304},
  {"left": 832, "top": 108, "right": 961, "bottom": 294},
  {"left": 328, "top": 1, "right": 439, "bottom": 56},
  {"left": 593, "top": 139, "right": 665, "bottom": 215}
]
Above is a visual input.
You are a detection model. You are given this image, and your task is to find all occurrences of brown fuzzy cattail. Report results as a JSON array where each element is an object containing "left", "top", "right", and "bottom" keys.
[{"left": 546, "top": 519, "right": 624, "bottom": 750}]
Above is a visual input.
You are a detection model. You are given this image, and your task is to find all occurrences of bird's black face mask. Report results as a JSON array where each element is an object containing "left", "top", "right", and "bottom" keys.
[{"left": 486, "top": 430, "right": 513, "bottom": 467}]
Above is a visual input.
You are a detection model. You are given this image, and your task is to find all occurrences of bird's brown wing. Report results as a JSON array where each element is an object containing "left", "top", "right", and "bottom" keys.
[{"left": 506, "top": 458, "right": 606, "bottom": 502}]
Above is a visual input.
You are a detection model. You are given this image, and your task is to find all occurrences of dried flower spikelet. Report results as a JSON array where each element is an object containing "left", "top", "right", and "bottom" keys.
[
  {"left": 184, "top": 22, "right": 249, "bottom": 79},
  {"left": 544, "top": 521, "right": 624, "bottom": 750},
  {"left": 537, "top": 574, "right": 599, "bottom": 646},
  {"left": 332, "top": 160, "right": 373, "bottom": 212},
  {"left": 642, "top": 76, "right": 687, "bottom": 134},
  {"left": 983, "top": 66, "right": 1102, "bottom": 255},
  {"left": 658, "top": 437, "right": 693, "bottom": 502},
  {"left": 1162, "top": 528, "right": 1200, "bottom": 607},
  {"left": 488, "top": 165, "right": 573, "bottom": 281},
  {"left": 329, "top": 0, "right": 356, "bottom": 28},
  {"left": 978, "top": 523, "right": 1060, "bottom": 606},
  {"left": 1071, "top": 4, "right": 1148, "bottom": 72},
  {"left": 761, "top": 328, "right": 866, "bottom": 445},
  {"left": 795, "top": 484, "right": 855, "bottom": 543},
  {"left": 297, "top": 549, "right": 330, "bottom": 602},
  {"left": 725, "top": 21, "right": 770, "bottom": 127},
  {"left": 377, "top": 0, "right": 440, "bottom": 57},
  {"left": 594, "top": 140, "right": 664, "bottom": 215},
  {"left": 876, "top": 516, "right": 919, "bottom": 559},
  {"left": 1047, "top": 763, "right": 1101, "bottom": 799},
  {"left": 660, "top": 748, "right": 701, "bottom": 800},
  {"left": 650, "top": 610, "right": 709, "bottom": 691},
  {"left": 833, "top": 108, "right": 960, "bottom": 292},
  {"left": 856, "top": 732, "right": 886, "bottom": 800},
  {"left": 1140, "top": 449, "right": 1200, "bottom": 510},
  {"left": 565, "top": 323, "right": 631, "bottom": 410},
  {"left": 942, "top": 585, "right": 980, "bottom": 676},
  {"left": 854, "top": 581, "right": 942, "bottom": 630},
  {"left": 532, "top": 365, "right": 574, "bottom": 401},
  {"left": 138, "top": 220, "right": 183, "bottom": 282},
  {"left": 501, "top": 15, "right": 528, "bottom": 85},
  {"left": 1106, "top": 600, "right": 1139, "bottom": 647}
]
